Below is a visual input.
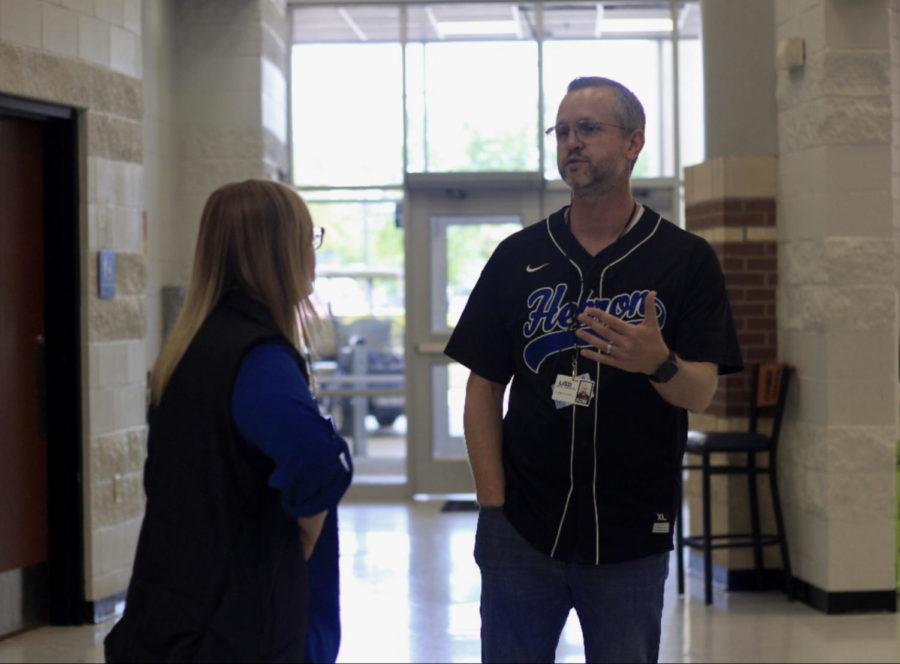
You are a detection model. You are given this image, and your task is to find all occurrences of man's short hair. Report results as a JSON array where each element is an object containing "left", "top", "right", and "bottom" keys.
[{"left": 567, "top": 77, "right": 645, "bottom": 133}]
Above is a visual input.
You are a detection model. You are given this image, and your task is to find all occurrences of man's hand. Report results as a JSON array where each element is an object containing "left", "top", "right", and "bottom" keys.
[
  {"left": 464, "top": 372, "right": 506, "bottom": 507},
  {"left": 574, "top": 290, "right": 718, "bottom": 412},
  {"left": 575, "top": 290, "right": 669, "bottom": 375}
]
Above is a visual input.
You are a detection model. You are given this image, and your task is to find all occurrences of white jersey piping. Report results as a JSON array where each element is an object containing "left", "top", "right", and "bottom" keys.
[
  {"left": 543, "top": 207, "right": 664, "bottom": 562},
  {"left": 588, "top": 210, "right": 662, "bottom": 563},
  {"left": 544, "top": 213, "right": 584, "bottom": 558}
]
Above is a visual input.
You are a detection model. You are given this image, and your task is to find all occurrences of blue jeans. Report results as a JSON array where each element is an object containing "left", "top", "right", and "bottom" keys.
[{"left": 474, "top": 506, "right": 668, "bottom": 663}]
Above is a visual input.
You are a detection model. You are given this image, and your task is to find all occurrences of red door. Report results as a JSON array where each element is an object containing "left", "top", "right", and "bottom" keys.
[{"left": 0, "top": 115, "right": 48, "bottom": 578}]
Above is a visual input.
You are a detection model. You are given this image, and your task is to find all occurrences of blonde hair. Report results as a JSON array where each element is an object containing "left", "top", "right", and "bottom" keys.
[{"left": 150, "top": 179, "right": 318, "bottom": 404}]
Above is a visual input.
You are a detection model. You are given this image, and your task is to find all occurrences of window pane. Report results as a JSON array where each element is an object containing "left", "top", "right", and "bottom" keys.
[
  {"left": 431, "top": 362, "right": 467, "bottom": 458},
  {"left": 433, "top": 362, "right": 508, "bottom": 453},
  {"left": 305, "top": 191, "right": 406, "bottom": 465},
  {"left": 679, "top": 37, "right": 705, "bottom": 171},
  {"left": 291, "top": 43, "right": 404, "bottom": 186},
  {"left": 445, "top": 221, "right": 521, "bottom": 327},
  {"left": 407, "top": 41, "right": 539, "bottom": 173},
  {"left": 430, "top": 215, "right": 521, "bottom": 331},
  {"left": 290, "top": 2, "right": 701, "bottom": 182},
  {"left": 308, "top": 195, "right": 405, "bottom": 324}
]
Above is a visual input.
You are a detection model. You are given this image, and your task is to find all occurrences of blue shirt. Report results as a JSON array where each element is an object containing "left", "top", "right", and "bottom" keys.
[{"left": 232, "top": 341, "right": 352, "bottom": 663}]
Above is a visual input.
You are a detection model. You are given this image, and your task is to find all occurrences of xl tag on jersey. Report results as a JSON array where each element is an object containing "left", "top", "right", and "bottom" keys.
[
  {"left": 552, "top": 373, "right": 594, "bottom": 408},
  {"left": 652, "top": 513, "right": 670, "bottom": 534}
]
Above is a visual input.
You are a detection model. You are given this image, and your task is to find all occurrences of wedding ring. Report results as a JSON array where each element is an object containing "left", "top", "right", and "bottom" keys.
[{"left": 604, "top": 342, "right": 614, "bottom": 355}]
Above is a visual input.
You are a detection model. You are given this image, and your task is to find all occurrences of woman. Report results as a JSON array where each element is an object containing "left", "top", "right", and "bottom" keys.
[{"left": 105, "top": 180, "right": 353, "bottom": 662}]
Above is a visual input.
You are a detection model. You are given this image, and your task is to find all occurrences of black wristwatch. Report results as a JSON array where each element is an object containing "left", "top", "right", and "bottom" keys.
[{"left": 648, "top": 349, "right": 679, "bottom": 383}]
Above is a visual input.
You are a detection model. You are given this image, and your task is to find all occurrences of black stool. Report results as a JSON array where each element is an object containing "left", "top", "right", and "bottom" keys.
[{"left": 676, "top": 363, "right": 794, "bottom": 605}]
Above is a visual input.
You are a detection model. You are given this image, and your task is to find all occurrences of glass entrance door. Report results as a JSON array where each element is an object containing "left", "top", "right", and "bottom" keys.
[{"left": 404, "top": 174, "right": 567, "bottom": 495}]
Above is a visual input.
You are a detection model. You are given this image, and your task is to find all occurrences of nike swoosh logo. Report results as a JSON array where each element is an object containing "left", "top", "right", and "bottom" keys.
[{"left": 526, "top": 263, "right": 549, "bottom": 273}]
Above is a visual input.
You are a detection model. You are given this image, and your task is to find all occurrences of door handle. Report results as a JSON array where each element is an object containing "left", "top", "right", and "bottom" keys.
[{"left": 35, "top": 334, "right": 46, "bottom": 440}]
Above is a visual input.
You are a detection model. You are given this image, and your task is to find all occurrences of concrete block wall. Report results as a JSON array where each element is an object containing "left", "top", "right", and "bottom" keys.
[
  {"left": 78, "top": 1, "right": 147, "bottom": 604},
  {"left": 0, "top": 0, "right": 146, "bottom": 602},
  {"left": 142, "top": 0, "right": 178, "bottom": 375},
  {"left": 775, "top": 0, "right": 897, "bottom": 605},
  {"left": 895, "top": 1, "right": 900, "bottom": 301},
  {"left": 685, "top": 1, "right": 898, "bottom": 609},
  {"left": 164, "top": 0, "right": 290, "bottom": 290},
  {"left": 700, "top": 0, "right": 778, "bottom": 158},
  {"left": 0, "top": 0, "right": 291, "bottom": 610},
  {"left": 893, "top": 0, "right": 900, "bottom": 595},
  {"left": 140, "top": 0, "right": 294, "bottom": 371},
  {"left": 144, "top": 0, "right": 290, "bottom": 359}
]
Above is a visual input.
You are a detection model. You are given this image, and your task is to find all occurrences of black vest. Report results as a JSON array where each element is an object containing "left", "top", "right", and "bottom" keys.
[{"left": 105, "top": 290, "right": 309, "bottom": 662}]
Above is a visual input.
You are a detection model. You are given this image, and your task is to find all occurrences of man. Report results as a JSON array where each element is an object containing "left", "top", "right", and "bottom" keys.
[{"left": 444, "top": 76, "right": 742, "bottom": 663}]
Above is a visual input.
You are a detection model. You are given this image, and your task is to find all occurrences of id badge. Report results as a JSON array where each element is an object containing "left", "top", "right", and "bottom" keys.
[{"left": 552, "top": 373, "right": 594, "bottom": 408}]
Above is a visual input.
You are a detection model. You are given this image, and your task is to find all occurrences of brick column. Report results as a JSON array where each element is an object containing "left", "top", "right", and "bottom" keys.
[
  {"left": 689, "top": 204, "right": 778, "bottom": 423},
  {"left": 682, "top": 155, "right": 782, "bottom": 587},
  {"left": 684, "top": 156, "right": 778, "bottom": 430}
]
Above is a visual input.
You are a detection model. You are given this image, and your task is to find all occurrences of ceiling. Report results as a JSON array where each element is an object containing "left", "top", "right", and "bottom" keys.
[{"left": 290, "top": 2, "right": 701, "bottom": 43}]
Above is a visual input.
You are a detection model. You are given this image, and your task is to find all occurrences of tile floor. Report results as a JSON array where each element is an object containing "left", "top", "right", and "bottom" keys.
[{"left": 0, "top": 500, "right": 898, "bottom": 663}]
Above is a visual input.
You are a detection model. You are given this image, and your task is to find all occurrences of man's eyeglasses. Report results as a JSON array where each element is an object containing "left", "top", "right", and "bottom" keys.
[
  {"left": 312, "top": 226, "right": 325, "bottom": 250},
  {"left": 545, "top": 119, "right": 628, "bottom": 142}
]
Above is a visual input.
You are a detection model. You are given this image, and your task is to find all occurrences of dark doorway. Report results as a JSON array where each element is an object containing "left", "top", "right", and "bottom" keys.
[{"left": 0, "top": 94, "right": 83, "bottom": 634}]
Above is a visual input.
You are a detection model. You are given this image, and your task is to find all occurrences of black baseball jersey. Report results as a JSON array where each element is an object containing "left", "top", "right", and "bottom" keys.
[{"left": 445, "top": 205, "right": 742, "bottom": 564}]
